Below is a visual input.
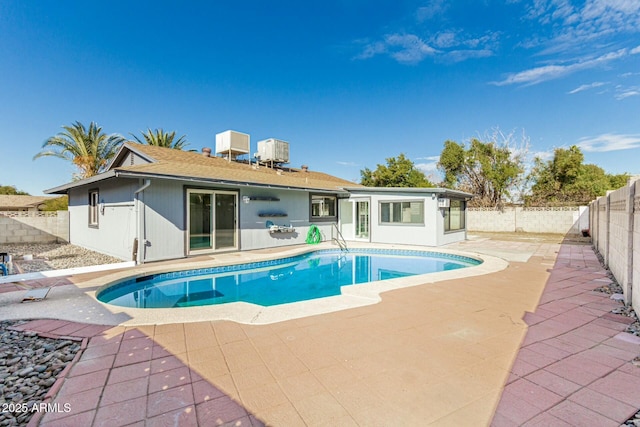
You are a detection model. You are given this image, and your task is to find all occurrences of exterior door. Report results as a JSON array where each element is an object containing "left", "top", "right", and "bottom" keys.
[
  {"left": 188, "top": 189, "right": 237, "bottom": 254},
  {"left": 214, "top": 193, "right": 237, "bottom": 250},
  {"left": 355, "top": 200, "right": 370, "bottom": 240}
]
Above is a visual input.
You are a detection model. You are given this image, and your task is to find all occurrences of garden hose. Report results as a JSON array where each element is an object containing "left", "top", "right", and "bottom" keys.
[{"left": 306, "top": 224, "right": 321, "bottom": 244}]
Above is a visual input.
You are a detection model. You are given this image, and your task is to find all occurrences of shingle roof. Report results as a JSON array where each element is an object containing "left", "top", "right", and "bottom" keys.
[
  {"left": 112, "top": 143, "right": 361, "bottom": 192},
  {"left": 0, "top": 195, "right": 57, "bottom": 209}
]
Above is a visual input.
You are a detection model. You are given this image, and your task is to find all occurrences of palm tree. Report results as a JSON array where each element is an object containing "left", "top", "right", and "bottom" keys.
[
  {"left": 34, "top": 121, "right": 125, "bottom": 180},
  {"left": 132, "top": 128, "right": 189, "bottom": 150}
]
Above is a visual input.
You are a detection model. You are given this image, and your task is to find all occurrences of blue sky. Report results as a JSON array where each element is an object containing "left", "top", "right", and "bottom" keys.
[{"left": 1, "top": 0, "right": 639, "bottom": 195}]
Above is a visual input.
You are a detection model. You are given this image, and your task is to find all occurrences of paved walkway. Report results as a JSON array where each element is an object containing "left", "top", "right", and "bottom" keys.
[
  {"left": 492, "top": 243, "right": 640, "bottom": 426},
  {"left": 2, "top": 237, "right": 639, "bottom": 426}
]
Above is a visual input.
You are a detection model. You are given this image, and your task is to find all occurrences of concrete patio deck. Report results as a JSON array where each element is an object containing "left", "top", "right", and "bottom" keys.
[{"left": 2, "top": 235, "right": 639, "bottom": 426}]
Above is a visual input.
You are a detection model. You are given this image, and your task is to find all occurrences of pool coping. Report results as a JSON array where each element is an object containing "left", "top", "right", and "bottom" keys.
[{"left": 0, "top": 242, "right": 508, "bottom": 326}]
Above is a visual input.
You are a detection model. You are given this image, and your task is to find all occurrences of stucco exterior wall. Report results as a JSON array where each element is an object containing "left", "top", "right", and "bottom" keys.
[
  {"left": 238, "top": 188, "right": 324, "bottom": 250},
  {"left": 370, "top": 194, "right": 437, "bottom": 246},
  {"left": 141, "top": 184, "right": 338, "bottom": 260},
  {"left": 138, "top": 180, "right": 187, "bottom": 262},
  {"left": 68, "top": 179, "right": 138, "bottom": 260},
  {"left": 64, "top": 177, "right": 470, "bottom": 264}
]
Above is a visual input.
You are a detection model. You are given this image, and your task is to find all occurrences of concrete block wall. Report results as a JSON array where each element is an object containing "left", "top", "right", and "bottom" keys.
[
  {"left": 632, "top": 181, "right": 640, "bottom": 315},
  {"left": 597, "top": 197, "right": 609, "bottom": 264},
  {"left": 590, "top": 198, "right": 600, "bottom": 256},
  {"left": 0, "top": 211, "right": 69, "bottom": 244},
  {"left": 591, "top": 180, "right": 638, "bottom": 310},
  {"left": 467, "top": 206, "right": 586, "bottom": 235},
  {"left": 466, "top": 208, "right": 516, "bottom": 232},
  {"left": 608, "top": 186, "right": 631, "bottom": 298}
]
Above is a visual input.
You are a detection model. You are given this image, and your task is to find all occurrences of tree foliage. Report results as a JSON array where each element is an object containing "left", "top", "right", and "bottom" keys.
[
  {"left": 526, "top": 145, "right": 629, "bottom": 206},
  {"left": 41, "top": 196, "right": 68, "bottom": 211},
  {"left": 437, "top": 137, "right": 525, "bottom": 207},
  {"left": 132, "top": 128, "right": 189, "bottom": 150},
  {"left": 0, "top": 185, "right": 29, "bottom": 195},
  {"left": 34, "top": 121, "right": 125, "bottom": 179},
  {"left": 360, "top": 153, "right": 434, "bottom": 187}
]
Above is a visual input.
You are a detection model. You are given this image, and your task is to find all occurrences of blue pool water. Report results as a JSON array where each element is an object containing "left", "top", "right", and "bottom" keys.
[{"left": 97, "top": 249, "right": 481, "bottom": 308}]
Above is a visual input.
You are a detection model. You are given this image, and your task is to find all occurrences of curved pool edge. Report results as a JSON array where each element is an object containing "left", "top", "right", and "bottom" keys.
[
  {"left": 95, "top": 247, "right": 483, "bottom": 306},
  {"left": 76, "top": 242, "right": 509, "bottom": 326}
]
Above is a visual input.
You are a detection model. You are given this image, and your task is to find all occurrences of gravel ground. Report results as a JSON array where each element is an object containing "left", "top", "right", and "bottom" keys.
[
  {"left": 0, "top": 245, "right": 115, "bottom": 426},
  {"left": 2, "top": 243, "right": 123, "bottom": 275},
  {"left": 0, "top": 320, "right": 81, "bottom": 427}
]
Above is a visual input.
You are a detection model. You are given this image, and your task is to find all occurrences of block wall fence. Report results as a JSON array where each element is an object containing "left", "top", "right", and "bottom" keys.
[
  {"left": 467, "top": 206, "right": 589, "bottom": 235},
  {"left": 590, "top": 180, "right": 639, "bottom": 315},
  {"left": 0, "top": 211, "right": 69, "bottom": 244}
]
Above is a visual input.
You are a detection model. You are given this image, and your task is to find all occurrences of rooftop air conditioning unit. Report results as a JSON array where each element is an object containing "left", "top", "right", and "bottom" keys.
[
  {"left": 215, "top": 130, "right": 250, "bottom": 159},
  {"left": 437, "top": 198, "right": 450, "bottom": 208},
  {"left": 256, "top": 138, "right": 290, "bottom": 164}
]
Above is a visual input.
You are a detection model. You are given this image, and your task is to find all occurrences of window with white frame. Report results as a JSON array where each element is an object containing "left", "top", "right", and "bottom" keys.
[
  {"left": 89, "top": 189, "right": 99, "bottom": 227},
  {"left": 444, "top": 199, "right": 466, "bottom": 231},
  {"left": 379, "top": 200, "right": 424, "bottom": 224},
  {"left": 310, "top": 195, "right": 337, "bottom": 221}
]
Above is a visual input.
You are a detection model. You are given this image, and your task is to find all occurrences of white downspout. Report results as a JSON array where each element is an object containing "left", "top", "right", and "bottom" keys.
[{"left": 134, "top": 179, "right": 151, "bottom": 264}]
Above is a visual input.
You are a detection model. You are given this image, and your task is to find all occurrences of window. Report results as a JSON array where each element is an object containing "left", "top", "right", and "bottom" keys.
[
  {"left": 379, "top": 201, "right": 424, "bottom": 224},
  {"left": 89, "top": 189, "right": 99, "bottom": 227},
  {"left": 310, "top": 195, "right": 337, "bottom": 221},
  {"left": 444, "top": 200, "right": 466, "bottom": 231}
]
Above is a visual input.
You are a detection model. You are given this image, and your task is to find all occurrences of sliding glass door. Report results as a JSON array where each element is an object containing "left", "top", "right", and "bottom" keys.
[
  {"left": 188, "top": 189, "right": 237, "bottom": 254},
  {"left": 189, "top": 192, "right": 213, "bottom": 251},
  {"left": 214, "top": 193, "right": 236, "bottom": 250}
]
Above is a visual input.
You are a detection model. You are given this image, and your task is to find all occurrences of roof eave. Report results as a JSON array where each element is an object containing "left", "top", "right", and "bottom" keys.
[
  {"left": 343, "top": 186, "right": 474, "bottom": 199},
  {"left": 44, "top": 170, "right": 118, "bottom": 194}
]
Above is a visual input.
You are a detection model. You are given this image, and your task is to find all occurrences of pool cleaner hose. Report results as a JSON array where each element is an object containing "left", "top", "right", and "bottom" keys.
[{"left": 306, "top": 224, "right": 321, "bottom": 244}]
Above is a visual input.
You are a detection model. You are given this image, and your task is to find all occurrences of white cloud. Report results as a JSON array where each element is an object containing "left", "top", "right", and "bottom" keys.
[
  {"left": 416, "top": 0, "right": 448, "bottom": 22},
  {"left": 387, "top": 34, "right": 437, "bottom": 64},
  {"left": 577, "top": 133, "right": 640, "bottom": 152},
  {"left": 493, "top": 64, "right": 572, "bottom": 86},
  {"left": 355, "top": 39, "right": 389, "bottom": 60},
  {"left": 415, "top": 156, "right": 440, "bottom": 173},
  {"left": 355, "top": 34, "right": 437, "bottom": 64},
  {"left": 445, "top": 49, "right": 494, "bottom": 62},
  {"left": 336, "top": 161, "right": 358, "bottom": 167},
  {"left": 431, "top": 31, "right": 458, "bottom": 49},
  {"left": 568, "top": 81, "right": 606, "bottom": 94},
  {"left": 524, "top": 1, "right": 640, "bottom": 55},
  {"left": 355, "top": 29, "right": 498, "bottom": 65},
  {"left": 531, "top": 150, "right": 554, "bottom": 161},
  {"left": 615, "top": 89, "right": 640, "bottom": 99},
  {"left": 493, "top": 48, "right": 629, "bottom": 86}
]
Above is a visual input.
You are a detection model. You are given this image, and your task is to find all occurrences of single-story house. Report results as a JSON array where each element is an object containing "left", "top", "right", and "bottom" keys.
[
  {"left": 45, "top": 140, "right": 472, "bottom": 264},
  {"left": 0, "top": 195, "right": 57, "bottom": 212}
]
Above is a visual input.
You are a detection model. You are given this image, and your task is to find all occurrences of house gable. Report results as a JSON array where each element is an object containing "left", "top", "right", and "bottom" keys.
[{"left": 108, "top": 143, "right": 156, "bottom": 169}]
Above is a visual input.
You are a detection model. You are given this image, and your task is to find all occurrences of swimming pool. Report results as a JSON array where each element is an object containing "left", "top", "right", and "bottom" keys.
[{"left": 97, "top": 249, "right": 481, "bottom": 308}]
